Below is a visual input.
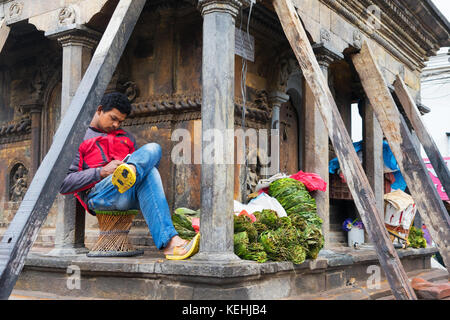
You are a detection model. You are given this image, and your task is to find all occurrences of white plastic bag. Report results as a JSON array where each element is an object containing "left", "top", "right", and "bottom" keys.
[{"left": 247, "top": 193, "right": 287, "bottom": 218}]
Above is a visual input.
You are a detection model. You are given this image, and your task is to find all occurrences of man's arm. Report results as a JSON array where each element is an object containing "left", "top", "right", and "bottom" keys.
[{"left": 59, "top": 151, "right": 102, "bottom": 195}]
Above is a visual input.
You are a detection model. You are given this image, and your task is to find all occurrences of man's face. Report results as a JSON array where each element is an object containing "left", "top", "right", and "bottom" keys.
[{"left": 96, "top": 107, "right": 128, "bottom": 133}]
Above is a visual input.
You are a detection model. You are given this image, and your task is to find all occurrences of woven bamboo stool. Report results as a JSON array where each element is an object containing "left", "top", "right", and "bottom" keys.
[{"left": 87, "top": 210, "right": 144, "bottom": 257}]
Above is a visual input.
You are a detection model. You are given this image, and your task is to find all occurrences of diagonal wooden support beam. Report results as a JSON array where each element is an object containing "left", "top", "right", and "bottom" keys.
[
  {"left": 272, "top": 0, "right": 416, "bottom": 300},
  {"left": 352, "top": 42, "right": 450, "bottom": 272},
  {"left": 0, "top": 0, "right": 146, "bottom": 300},
  {"left": 0, "top": 19, "right": 10, "bottom": 54},
  {"left": 393, "top": 75, "right": 450, "bottom": 200}
]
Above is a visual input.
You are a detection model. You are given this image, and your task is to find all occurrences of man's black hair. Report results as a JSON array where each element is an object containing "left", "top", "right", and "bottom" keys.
[{"left": 100, "top": 92, "right": 132, "bottom": 116}]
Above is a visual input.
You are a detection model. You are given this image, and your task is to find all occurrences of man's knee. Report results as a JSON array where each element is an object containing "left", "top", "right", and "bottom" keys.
[
  {"left": 139, "top": 143, "right": 162, "bottom": 169},
  {"left": 141, "top": 143, "right": 162, "bottom": 159}
]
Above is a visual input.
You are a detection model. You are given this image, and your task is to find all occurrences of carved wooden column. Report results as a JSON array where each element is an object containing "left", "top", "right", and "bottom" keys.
[
  {"left": 361, "top": 98, "right": 384, "bottom": 216},
  {"left": 304, "top": 44, "right": 343, "bottom": 248},
  {"left": 194, "top": 0, "right": 251, "bottom": 263},
  {"left": 269, "top": 91, "right": 289, "bottom": 175},
  {"left": 46, "top": 25, "right": 99, "bottom": 256},
  {"left": 19, "top": 103, "right": 42, "bottom": 179}
]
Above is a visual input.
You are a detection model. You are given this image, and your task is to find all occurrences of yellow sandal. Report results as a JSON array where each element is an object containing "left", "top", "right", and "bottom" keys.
[
  {"left": 166, "top": 233, "right": 200, "bottom": 260},
  {"left": 112, "top": 163, "right": 136, "bottom": 193}
]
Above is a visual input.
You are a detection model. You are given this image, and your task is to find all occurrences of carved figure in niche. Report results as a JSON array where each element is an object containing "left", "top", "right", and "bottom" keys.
[
  {"left": 10, "top": 164, "right": 28, "bottom": 202},
  {"left": 245, "top": 149, "right": 263, "bottom": 196},
  {"left": 278, "top": 58, "right": 298, "bottom": 88}
]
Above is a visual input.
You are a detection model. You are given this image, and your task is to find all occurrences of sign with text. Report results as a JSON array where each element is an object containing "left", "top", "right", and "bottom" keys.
[{"left": 235, "top": 28, "right": 255, "bottom": 62}]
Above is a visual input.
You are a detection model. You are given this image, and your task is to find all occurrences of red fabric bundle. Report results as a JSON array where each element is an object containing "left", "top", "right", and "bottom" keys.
[
  {"left": 191, "top": 217, "right": 200, "bottom": 233},
  {"left": 290, "top": 170, "right": 327, "bottom": 192}
]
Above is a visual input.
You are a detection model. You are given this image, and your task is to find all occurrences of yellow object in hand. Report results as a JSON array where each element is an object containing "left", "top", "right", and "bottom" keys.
[{"left": 112, "top": 163, "right": 136, "bottom": 193}]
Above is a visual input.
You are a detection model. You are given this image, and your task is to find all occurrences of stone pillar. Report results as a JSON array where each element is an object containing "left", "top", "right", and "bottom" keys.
[
  {"left": 268, "top": 91, "right": 289, "bottom": 175},
  {"left": 304, "top": 44, "right": 343, "bottom": 248},
  {"left": 361, "top": 98, "right": 384, "bottom": 217},
  {"left": 46, "top": 25, "right": 99, "bottom": 256},
  {"left": 19, "top": 103, "right": 42, "bottom": 179},
  {"left": 194, "top": 0, "right": 250, "bottom": 263}
]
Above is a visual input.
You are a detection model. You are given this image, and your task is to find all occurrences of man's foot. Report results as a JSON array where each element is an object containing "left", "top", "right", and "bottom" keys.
[
  {"left": 112, "top": 163, "right": 136, "bottom": 193},
  {"left": 164, "top": 233, "right": 200, "bottom": 260},
  {"left": 163, "top": 236, "right": 188, "bottom": 255}
]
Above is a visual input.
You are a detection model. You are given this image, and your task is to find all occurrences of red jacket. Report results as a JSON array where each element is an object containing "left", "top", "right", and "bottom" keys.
[{"left": 60, "top": 126, "right": 137, "bottom": 212}]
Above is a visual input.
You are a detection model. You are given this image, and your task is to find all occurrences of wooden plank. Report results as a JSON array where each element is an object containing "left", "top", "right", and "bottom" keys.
[
  {"left": 0, "top": 0, "right": 147, "bottom": 300},
  {"left": 0, "top": 19, "right": 10, "bottom": 53},
  {"left": 352, "top": 42, "right": 450, "bottom": 272},
  {"left": 272, "top": 0, "right": 417, "bottom": 300},
  {"left": 394, "top": 75, "right": 450, "bottom": 200}
]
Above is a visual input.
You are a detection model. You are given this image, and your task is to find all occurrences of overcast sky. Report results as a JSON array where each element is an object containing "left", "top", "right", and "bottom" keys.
[{"left": 432, "top": 0, "right": 450, "bottom": 21}]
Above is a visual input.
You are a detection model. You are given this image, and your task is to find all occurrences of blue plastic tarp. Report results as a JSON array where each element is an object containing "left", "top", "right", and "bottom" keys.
[{"left": 329, "top": 140, "right": 406, "bottom": 191}]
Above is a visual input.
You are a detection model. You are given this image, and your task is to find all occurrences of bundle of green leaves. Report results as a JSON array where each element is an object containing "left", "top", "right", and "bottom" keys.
[
  {"left": 233, "top": 211, "right": 324, "bottom": 264},
  {"left": 232, "top": 178, "right": 325, "bottom": 264},
  {"left": 269, "top": 178, "right": 322, "bottom": 228},
  {"left": 172, "top": 208, "right": 199, "bottom": 240},
  {"left": 408, "top": 226, "right": 427, "bottom": 249}
]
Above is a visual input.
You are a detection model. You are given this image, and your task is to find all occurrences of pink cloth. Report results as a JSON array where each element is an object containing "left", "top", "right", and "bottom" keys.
[
  {"left": 290, "top": 170, "right": 327, "bottom": 192},
  {"left": 423, "top": 158, "right": 449, "bottom": 201}
]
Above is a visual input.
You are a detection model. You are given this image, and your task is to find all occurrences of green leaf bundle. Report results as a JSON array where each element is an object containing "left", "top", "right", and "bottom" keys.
[{"left": 408, "top": 226, "right": 427, "bottom": 249}]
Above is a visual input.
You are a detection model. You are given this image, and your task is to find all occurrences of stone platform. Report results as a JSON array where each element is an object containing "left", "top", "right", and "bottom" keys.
[{"left": 13, "top": 245, "right": 440, "bottom": 300}]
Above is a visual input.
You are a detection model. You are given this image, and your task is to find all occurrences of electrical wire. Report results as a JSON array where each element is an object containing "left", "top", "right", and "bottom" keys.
[{"left": 239, "top": 1, "right": 254, "bottom": 202}]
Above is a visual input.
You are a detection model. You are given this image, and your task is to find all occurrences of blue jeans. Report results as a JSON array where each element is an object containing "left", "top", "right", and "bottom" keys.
[{"left": 87, "top": 143, "right": 178, "bottom": 249}]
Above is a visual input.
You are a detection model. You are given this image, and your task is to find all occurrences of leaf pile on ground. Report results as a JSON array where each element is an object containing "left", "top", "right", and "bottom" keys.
[{"left": 233, "top": 178, "right": 325, "bottom": 264}]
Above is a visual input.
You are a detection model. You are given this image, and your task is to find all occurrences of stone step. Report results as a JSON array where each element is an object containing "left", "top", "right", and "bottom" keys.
[
  {"left": 284, "top": 268, "right": 448, "bottom": 300},
  {"left": 12, "top": 245, "right": 440, "bottom": 300},
  {"left": 9, "top": 289, "right": 109, "bottom": 300}
]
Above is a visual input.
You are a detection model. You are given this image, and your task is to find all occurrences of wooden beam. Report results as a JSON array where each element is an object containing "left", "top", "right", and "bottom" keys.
[
  {"left": 394, "top": 75, "right": 450, "bottom": 200},
  {"left": 0, "top": 19, "right": 10, "bottom": 54},
  {"left": 352, "top": 42, "right": 450, "bottom": 272},
  {"left": 0, "top": 0, "right": 147, "bottom": 300},
  {"left": 272, "top": 0, "right": 417, "bottom": 300}
]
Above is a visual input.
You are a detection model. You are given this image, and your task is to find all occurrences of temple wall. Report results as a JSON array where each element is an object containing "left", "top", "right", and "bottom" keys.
[{"left": 0, "top": 0, "right": 442, "bottom": 247}]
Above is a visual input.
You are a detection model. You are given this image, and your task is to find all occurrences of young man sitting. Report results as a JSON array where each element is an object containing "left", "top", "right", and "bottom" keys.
[{"left": 59, "top": 92, "right": 199, "bottom": 260}]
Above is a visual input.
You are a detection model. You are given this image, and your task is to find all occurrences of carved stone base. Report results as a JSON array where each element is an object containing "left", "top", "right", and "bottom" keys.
[{"left": 190, "top": 251, "right": 242, "bottom": 263}]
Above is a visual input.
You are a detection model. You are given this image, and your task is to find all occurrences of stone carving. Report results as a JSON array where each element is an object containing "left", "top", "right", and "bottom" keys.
[
  {"left": 320, "top": 28, "right": 331, "bottom": 44},
  {"left": 198, "top": 0, "right": 253, "bottom": 16},
  {"left": 8, "top": 2, "right": 23, "bottom": 18},
  {"left": 0, "top": 117, "right": 31, "bottom": 144},
  {"left": 353, "top": 30, "right": 362, "bottom": 49},
  {"left": 58, "top": 7, "right": 76, "bottom": 26},
  {"left": 28, "top": 52, "right": 61, "bottom": 104},
  {"left": 245, "top": 149, "right": 264, "bottom": 195},
  {"left": 278, "top": 58, "right": 298, "bottom": 88},
  {"left": 123, "top": 81, "right": 139, "bottom": 102},
  {"left": 9, "top": 163, "right": 28, "bottom": 202},
  {"left": 124, "top": 91, "right": 271, "bottom": 126},
  {"left": 254, "top": 90, "right": 270, "bottom": 113}
]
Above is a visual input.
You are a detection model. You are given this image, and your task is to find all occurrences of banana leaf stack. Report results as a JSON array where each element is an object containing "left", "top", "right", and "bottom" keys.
[
  {"left": 172, "top": 208, "right": 199, "bottom": 240},
  {"left": 233, "top": 178, "right": 325, "bottom": 264}
]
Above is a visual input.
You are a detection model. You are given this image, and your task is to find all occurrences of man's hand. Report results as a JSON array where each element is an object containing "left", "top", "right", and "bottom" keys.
[{"left": 100, "top": 160, "right": 123, "bottom": 179}]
